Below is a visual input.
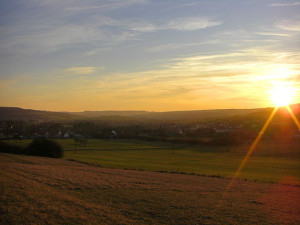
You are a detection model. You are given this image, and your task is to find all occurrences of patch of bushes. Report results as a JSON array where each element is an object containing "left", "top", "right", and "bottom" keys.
[
  {"left": 0, "top": 141, "right": 25, "bottom": 154},
  {"left": 27, "top": 139, "right": 63, "bottom": 158},
  {"left": 0, "top": 138, "right": 63, "bottom": 158}
]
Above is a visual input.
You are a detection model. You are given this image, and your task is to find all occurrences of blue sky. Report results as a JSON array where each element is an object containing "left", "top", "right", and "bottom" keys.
[{"left": 0, "top": 0, "right": 299, "bottom": 111}]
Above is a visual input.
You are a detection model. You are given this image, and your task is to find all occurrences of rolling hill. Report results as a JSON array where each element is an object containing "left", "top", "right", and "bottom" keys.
[{"left": 0, "top": 104, "right": 299, "bottom": 122}]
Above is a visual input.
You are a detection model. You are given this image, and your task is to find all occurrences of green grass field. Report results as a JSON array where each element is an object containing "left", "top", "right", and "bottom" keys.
[{"left": 3, "top": 138, "right": 300, "bottom": 184}]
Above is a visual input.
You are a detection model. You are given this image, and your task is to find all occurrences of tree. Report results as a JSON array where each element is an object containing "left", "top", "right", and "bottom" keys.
[{"left": 27, "top": 139, "right": 63, "bottom": 158}]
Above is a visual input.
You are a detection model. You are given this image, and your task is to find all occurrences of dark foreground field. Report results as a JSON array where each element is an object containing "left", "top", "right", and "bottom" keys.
[{"left": 0, "top": 153, "right": 299, "bottom": 225}]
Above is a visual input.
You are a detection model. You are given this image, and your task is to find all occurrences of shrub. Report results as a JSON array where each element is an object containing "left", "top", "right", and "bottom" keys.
[
  {"left": 0, "top": 141, "right": 25, "bottom": 154},
  {"left": 26, "top": 138, "right": 63, "bottom": 158}
]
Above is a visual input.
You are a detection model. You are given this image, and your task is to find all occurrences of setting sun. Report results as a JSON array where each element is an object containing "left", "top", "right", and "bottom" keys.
[{"left": 270, "top": 84, "right": 295, "bottom": 107}]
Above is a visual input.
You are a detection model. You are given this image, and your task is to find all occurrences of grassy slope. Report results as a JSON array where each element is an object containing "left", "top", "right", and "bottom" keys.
[
  {"left": 1, "top": 153, "right": 299, "bottom": 225},
  {"left": 4, "top": 139, "right": 300, "bottom": 184}
]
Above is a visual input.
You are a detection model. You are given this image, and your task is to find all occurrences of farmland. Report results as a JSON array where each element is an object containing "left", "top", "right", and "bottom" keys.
[
  {"left": 1, "top": 153, "right": 299, "bottom": 225},
  {"left": 3, "top": 138, "right": 300, "bottom": 184}
]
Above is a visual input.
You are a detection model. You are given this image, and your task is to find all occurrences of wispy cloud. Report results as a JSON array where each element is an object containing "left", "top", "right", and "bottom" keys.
[
  {"left": 270, "top": 2, "right": 300, "bottom": 7},
  {"left": 166, "top": 17, "right": 223, "bottom": 31},
  {"left": 0, "top": 16, "right": 221, "bottom": 55},
  {"left": 256, "top": 32, "right": 290, "bottom": 37},
  {"left": 0, "top": 1, "right": 146, "bottom": 55},
  {"left": 34, "top": 0, "right": 148, "bottom": 12},
  {"left": 277, "top": 20, "right": 300, "bottom": 31},
  {"left": 65, "top": 67, "right": 99, "bottom": 75},
  {"left": 143, "top": 40, "right": 220, "bottom": 53},
  {"left": 128, "top": 17, "right": 223, "bottom": 32},
  {"left": 64, "top": 0, "right": 148, "bottom": 13},
  {"left": 0, "top": 21, "right": 137, "bottom": 55}
]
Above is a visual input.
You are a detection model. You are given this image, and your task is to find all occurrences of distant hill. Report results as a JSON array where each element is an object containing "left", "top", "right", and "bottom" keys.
[
  {"left": 134, "top": 108, "right": 265, "bottom": 122},
  {"left": 68, "top": 108, "right": 273, "bottom": 122},
  {"left": 0, "top": 104, "right": 299, "bottom": 122},
  {"left": 65, "top": 108, "right": 269, "bottom": 122},
  {"left": 69, "top": 110, "right": 149, "bottom": 118},
  {"left": 0, "top": 107, "right": 77, "bottom": 121}
]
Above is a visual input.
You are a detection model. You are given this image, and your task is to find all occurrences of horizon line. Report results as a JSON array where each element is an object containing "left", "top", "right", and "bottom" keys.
[{"left": 1, "top": 103, "right": 300, "bottom": 114}]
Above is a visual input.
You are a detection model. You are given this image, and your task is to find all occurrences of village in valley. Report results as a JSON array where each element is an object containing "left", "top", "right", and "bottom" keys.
[{"left": 1, "top": 106, "right": 299, "bottom": 146}]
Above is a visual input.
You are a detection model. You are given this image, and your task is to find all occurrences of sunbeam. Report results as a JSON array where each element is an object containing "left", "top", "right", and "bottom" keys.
[
  {"left": 217, "top": 104, "right": 299, "bottom": 210},
  {"left": 286, "top": 106, "right": 300, "bottom": 131},
  {"left": 217, "top": 107, "right": 278, "bottom": 208}
]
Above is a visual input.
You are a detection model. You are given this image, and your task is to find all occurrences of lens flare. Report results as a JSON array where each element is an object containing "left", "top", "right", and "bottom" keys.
[{"left": 216, "top": 104, "right": 299, "bottom": 211}]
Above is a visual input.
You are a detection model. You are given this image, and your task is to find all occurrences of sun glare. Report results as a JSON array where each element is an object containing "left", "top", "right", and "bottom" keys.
[{"left": 270, "top": 84, "right": 295, "bottom": 107}]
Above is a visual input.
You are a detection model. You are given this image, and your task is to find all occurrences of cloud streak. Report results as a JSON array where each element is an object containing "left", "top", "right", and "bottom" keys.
[
  {"left": 128, "top": 17, "right": 223, "bottom": 32},
  {"left": 166, "top": 17, "right": 223, "bottom": 31},
  {"left": 65, "top": 0, "right": 148, "bottom": 13},
  {"left": 277, "top": 20, "right": 300, "bottom": 31},
  {"left": 65, "top": 67, "right": 99, "bottom": 75},
  {"left": 33, "top": 0, "right": 148, "bottom": 11},
  {"left": 270, "top": 2, "right": 300, "bottom": 7}
]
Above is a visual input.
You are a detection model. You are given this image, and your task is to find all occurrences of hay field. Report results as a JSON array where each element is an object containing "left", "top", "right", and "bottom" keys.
[{"left": 0, "top": 153, "right": 299, "bottom": 225}]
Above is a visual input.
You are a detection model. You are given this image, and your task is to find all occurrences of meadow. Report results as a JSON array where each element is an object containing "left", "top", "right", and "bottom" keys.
[{"left": 4, "top": 138, "right": 300, "bottom": 184}]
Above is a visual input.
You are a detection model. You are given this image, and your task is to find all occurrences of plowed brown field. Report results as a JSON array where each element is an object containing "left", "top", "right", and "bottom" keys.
[{"left": 0, "top": 153, "right": 299, "bottom": 225}]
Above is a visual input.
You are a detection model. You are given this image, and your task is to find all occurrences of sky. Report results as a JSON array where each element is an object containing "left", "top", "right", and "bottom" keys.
[{"left": 0, "top": 0, "right": 299, "bottom": 112}]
